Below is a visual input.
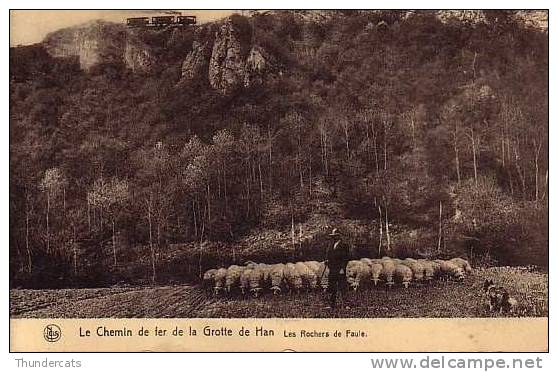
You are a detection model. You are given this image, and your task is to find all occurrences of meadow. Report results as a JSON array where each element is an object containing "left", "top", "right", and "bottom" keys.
[{"left": 10, "top": 266, "right": 547, "bottom": 318}]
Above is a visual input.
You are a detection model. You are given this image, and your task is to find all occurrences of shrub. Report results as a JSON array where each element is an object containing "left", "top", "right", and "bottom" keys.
[{"left": 454, "top": 176, "right": 548, "bottom": 267}]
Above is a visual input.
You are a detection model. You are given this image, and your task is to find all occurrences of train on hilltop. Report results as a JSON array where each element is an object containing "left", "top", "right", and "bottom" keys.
[{"left": 126, "top": 15, "right": 197, "bottom": 28}]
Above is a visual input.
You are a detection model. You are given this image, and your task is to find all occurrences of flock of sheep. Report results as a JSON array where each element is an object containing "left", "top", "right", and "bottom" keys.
[{"left": 203, "top": 257, "right": 473, "bottom": 297}]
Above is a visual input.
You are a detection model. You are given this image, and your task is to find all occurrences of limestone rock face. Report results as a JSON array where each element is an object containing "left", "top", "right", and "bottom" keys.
[
  {"left": 181, "top": 40, "right": 212, "bottom": 82},
  {"left": 436, "top": 10, "right": 488, "bottom": 25},
  {"left": 124, "top": 33, "right": 155, "bottom": 73},
  {"left": 435, "top": 10, "right": 547, "bottom": 32},
  {"left": 180, "top": 17, "right": 269, "bottom": 94},
  {"left": 513, "top": 10, "right": 548, "bottom": 32},
  {"left": 243, "top": 47, "right": 267, "bottom": 87},
  {"left": 41, "top": 11, "right": 546, "bottom": 92},
  {"left": 43, "top": 21, "right": 126, "bottom": 71},
  {"left": 43, "top": 20, "right": 156, "bottom": 72},
  {"left": 208, "top": 19, "right": 247, "bottom": 94}
]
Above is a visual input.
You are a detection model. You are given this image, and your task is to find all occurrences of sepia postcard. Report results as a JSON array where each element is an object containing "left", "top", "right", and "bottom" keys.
[{"left": 9, "top": 9, "right": 548, "bottom": 352}]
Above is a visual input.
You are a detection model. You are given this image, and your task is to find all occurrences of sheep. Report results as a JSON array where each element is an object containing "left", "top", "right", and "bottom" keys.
[
  {"left": 450, "top": 257, "right": 473, "bottom": 275},
  {"left": 368, "top": 262, "right": 383, "bottom": 286},
  {"left": 346, "top": 260, "right": 360, "bottom": 290},
  {"left": 249, "top": 266, "right": 265, "bottom": 297},
  {"left": 359, "top": 258, "right": 383, "bottom": 285},
  {"left": 202, "top": 269, "right": 217, "bottom": 290},
  {"left": 346, "top": 260, "right": 372, "bottom": 291},
  {"left": 284, "top": 263, "right": 303, "bottom": 293},
  {"left": 430, "top": 260, "right": 442, "bottom": 279},
  {"left": 257, "top": 263, "right": 273, "bottom": 288},
  {"left": 239, "top": 267, "right": 253, "bottom": 295},
  {"left": 402, "top": 259, "right": 425, "bottom": 283},
  {"left": 417, "top": 259, "right": 435, "bottom": 282},
  {"left": 224, "top": 265, "right": 243, "bottom": 294},
  {"left": 394, "top": 264, "right": 413, "bottom": 288},
  {"left": 380, "top": 257, "right": 396, "bottom": 288},
  {"left": 435, "top": 259, "right": 465, "bottom": 281},
  {"left": 316, "top": 262, "right": 329, "bottom": 291},
  {"left": 269, "top": 263, "right": 286, "bottom": 295},
  {"left": 213, "top": 267, "right": 228, "bottom": 295},
  {"left": 244, "top": 260, "right": 258, "bottom": 269},
  {"left": 306, "top": 261, "right": 329, "bottom": 290},
  {"left": 295, "top": 262, "right": 318, "bottom": 290},
  {"left": 304, "top": 261, "right": 322, "bottom": 276}
]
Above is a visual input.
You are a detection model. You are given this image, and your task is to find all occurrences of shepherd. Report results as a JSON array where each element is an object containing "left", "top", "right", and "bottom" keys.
[{"left": 324, "top": 228, "right": 351, "bottom": 309}]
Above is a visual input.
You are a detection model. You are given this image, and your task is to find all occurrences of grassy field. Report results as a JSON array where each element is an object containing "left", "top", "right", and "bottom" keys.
[{"left": 10, "top": 267, "right": 547, "bottom": 318}]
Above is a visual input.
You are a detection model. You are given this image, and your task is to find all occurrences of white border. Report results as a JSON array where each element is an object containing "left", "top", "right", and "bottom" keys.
[{"left": 2, "top": 1, "right": 554, "bottom": 370}]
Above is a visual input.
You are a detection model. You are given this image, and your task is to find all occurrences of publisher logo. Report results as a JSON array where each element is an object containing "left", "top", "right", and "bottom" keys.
[{"left": 43, "top": 324, "right": 61, "bottom": 342}]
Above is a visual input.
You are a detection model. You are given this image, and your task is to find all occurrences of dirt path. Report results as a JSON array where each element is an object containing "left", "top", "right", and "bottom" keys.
[{"left": 10, "top": 285, "right": 218, "bottom": 318}]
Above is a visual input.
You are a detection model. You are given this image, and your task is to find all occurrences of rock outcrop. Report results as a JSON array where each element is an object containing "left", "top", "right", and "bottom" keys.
[
  {"left": 436, "top": 10, "right": 488, "bottom": 25},
  {"left": 244, "top": 46, "right": 267, "bottom": 87},
  {"left": 435, "top": 10, "right": 547, "bottom": 32},
  {"left": 180, "top": 17, "right": 269, "bottom": 94},
  {"left": 43, "top": 21, "right": 125, "bottom": 71},
  {"left": 181, "top": 40, "right": 212, "bottom": 81},
  {"left": 513, "top": 10, "right": 548, "bottom": 32},
  {"left": 207, "top": 18, "right": 251, "bottom": 94},
  {"left": 43, "top": 20, "right": 155, "bottom": 72},
  {"left": 41, "top": 11, "right": 545, "bottom": 92},
  {"left": 124, "top": 32, "right": 156, "bottom": 73}
]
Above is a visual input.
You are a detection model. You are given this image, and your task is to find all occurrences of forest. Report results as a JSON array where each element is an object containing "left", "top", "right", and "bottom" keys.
[{"left": 9, "top": 11, "right": 548, "bottom": 288}]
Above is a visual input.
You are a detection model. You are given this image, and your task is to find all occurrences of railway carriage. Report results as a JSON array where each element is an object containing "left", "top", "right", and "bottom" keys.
[
  {"left": 126, "top": 15, "right": 197, "bottom": 28},
  {"left": 126, "top": 17, "right": 150, "bottom": 27}
]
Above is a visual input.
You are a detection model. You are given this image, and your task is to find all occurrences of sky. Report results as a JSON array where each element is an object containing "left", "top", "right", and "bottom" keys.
[{"left": 9, "top": 10, "right": 236, "bottom": 46}]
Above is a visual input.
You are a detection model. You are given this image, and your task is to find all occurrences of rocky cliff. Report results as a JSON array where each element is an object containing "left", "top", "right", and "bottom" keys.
[
  {"left": 181, "top": 39, "right": 212, "bottom": 81},
  {"left": 207, "top": 19, "right": 248, "bottom": 94},
  {"left": 181, "top": 17, "right": 269, "bottom": 94},
  {"left": 124, "top": 31, "right": 156, "bottom": 73},
  {"left": 42, "top": 11, "right": 546, "bottom": 92},
  {"left": 43, "top": 16, "right": 270, "bottom": 94},
  {"left": 43, "top": 20, "right": 156, "bottom": 72}
]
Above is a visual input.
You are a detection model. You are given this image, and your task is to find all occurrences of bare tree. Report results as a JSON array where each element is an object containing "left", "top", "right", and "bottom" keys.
[
  {"left": 384, "top": 202, "right": 391, "bottom": 252},
  {"left": 467, "top": 126, "right": 478, "bottom": 188},
  {"left": 24, "top": 190, "right": 33, "bottom": 273},
  {"left": 378, "top": 204, "right": 383, "bottom": 255},
  {"left": 87, "top": 177, "right": 129, "bottom": 267},
  {"left": 532, "top": 137, "right": 543, "bottom": 202},
  {"left": 39, "top": 168, "right": 66, "bottom": 255},
  {"left": 437, "top": 201, "right": 443, "bottom": 252}
]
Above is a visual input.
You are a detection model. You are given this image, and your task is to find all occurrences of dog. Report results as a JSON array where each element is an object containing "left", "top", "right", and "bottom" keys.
[{"left": 483, "top": 279, "right": 518, "bottom": 314}]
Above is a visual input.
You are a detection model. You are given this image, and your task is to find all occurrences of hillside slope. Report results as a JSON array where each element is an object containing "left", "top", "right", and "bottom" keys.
[{"left": 9, "top": 10, "right": 548, "bottom": 288}]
